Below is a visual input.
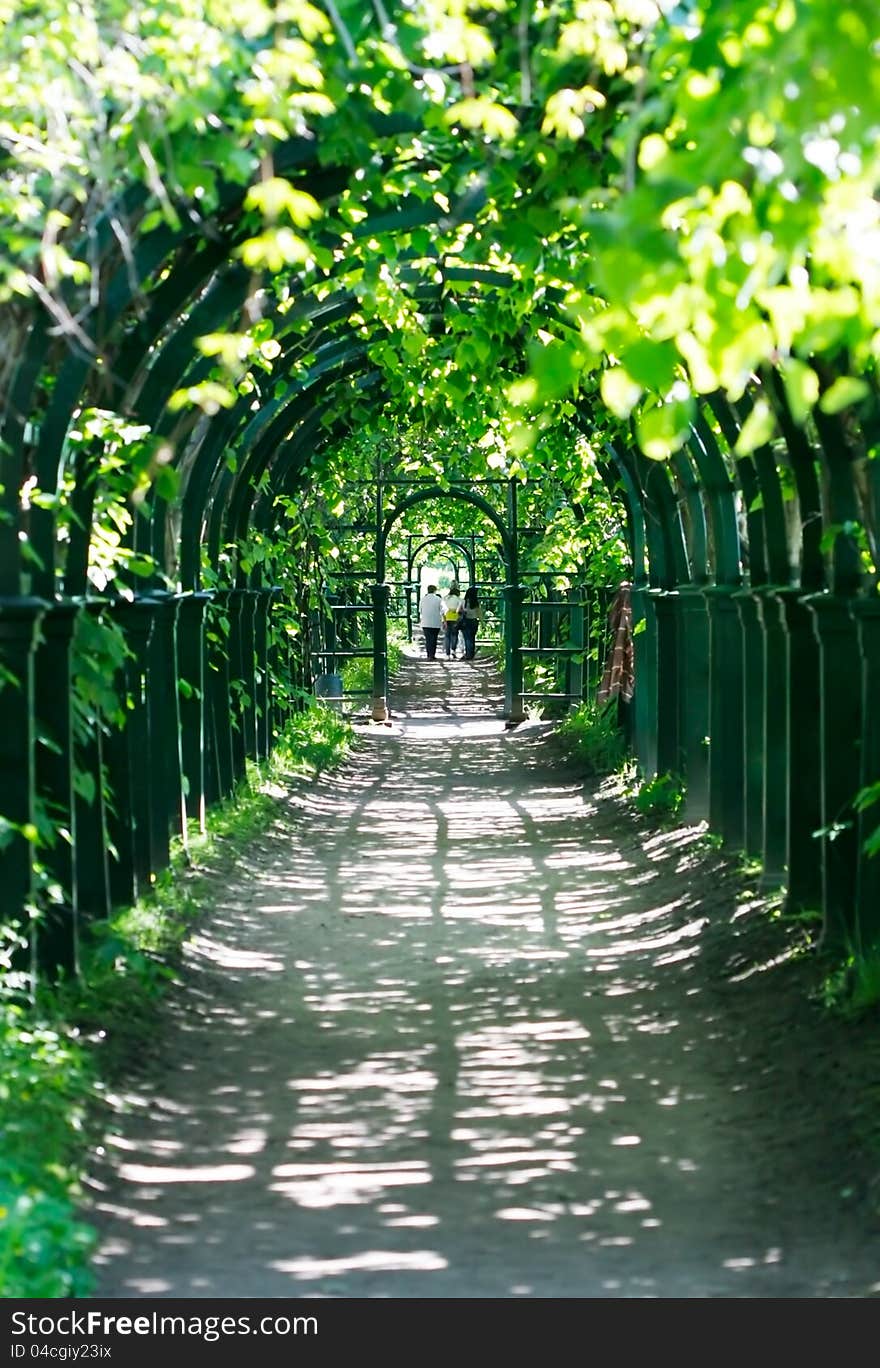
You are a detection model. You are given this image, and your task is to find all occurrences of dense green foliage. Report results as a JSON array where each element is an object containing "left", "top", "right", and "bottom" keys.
[
  {"left": 4, "top": 1, "right": 877, "bottom": 461},
  {"left": 633, "top": 770, "right": 686, "bottom": 823},
  {"left": 5, "top": 0, "right": 874, "bottom": 660},
  {"left": 555, "top": 699, "right": 628, "bottom": 773},
  {"left": 0, "top": 1009, "right": 98, "bottom": 1296}
]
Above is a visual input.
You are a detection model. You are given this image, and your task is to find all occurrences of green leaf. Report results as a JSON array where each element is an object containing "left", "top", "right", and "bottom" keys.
[
  {"left": 153, "top": 465, "right": 179, "bottom": 502},
  {"left": 636, "top": 398, "right": 694, "bottom": 460},
  {"left": 445, "top": 98, "right": 519, "bottom": 142},
  {"left": 782, "top": 358, "right": 819, "bottom": 425},
  {"left": 236, "top": 229, "right": 313, "bottom": 272},
  {"left": 168, "top": 382, "right": 237, "bottom": 415},
  {"left": 621, "top": 340, "right": 681, "bottom": 393},
  {"left": 244, "top": 178, "right": 322, "bottom": 227},
  {"left": 72, "top": 770, "right": 96, "bottom": 804},
  {"left": 542, "top": 86, "right": 607, "bottom": 141},
  {"left": 600, "top": 367, "right": 642, "bottom": 420},
  {"left": 818, "top": 377, "right": 871, "bottom": 414},
  {"left": 734, "top": 399, "right": 776, "bottom": 456}
]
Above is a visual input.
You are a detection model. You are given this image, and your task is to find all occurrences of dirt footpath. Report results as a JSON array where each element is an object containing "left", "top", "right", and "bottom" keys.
[{"left": 86, "top": 651, "right": 880, "bottom": 1298}]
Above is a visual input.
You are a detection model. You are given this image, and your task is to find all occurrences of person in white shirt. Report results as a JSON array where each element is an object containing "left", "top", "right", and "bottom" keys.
[
  {"left": 442, "top": 582, "right": 463, "bottom": 658},
  {"left": 418, "top": 584, "right": 443, "bottom": 659}
]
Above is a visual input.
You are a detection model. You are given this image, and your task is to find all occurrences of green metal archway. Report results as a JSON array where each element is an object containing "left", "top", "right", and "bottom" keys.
[{"left": 370, "top": 481, "right": 522, "bottom": 721}]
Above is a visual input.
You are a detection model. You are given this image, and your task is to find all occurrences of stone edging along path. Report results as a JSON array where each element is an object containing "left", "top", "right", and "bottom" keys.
[{"left": 85, "top": 650, "right": 880, "bottom": 1298}]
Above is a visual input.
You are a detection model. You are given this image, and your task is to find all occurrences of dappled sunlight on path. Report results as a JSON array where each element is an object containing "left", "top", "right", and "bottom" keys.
[{"left": 86, "top": 649, "right": 880, "bottom": 1298}]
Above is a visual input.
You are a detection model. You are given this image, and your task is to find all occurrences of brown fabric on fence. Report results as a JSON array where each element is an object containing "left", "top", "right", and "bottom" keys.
[{"left": 597, "top": 584, "right": 634, "bottom": 705}]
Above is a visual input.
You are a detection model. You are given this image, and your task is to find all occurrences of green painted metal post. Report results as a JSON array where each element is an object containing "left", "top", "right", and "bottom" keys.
[
  {"left": 503, "top": 581, "right": 525, "bottom": 721},
  {"left": 106, "top": 598, "right": 154, "bottom": 906},
  {"left": 324, "top": 593, "right": 339, "bottom": 676},
  {"left": 852, "top": 597, "right": 880, "bottom": 953},
  {"left": 227, "top": 589, "right": 248, "bottom": 785},
  {"left": 704, "top": 586, "right": 745, "bottom": 848},
  {"left": 805, "top": 594, "right": 862, "bottom": 952},
  {"left": 504, "top": 480, "right": 524, "bottom": 722},
  {"left": 629, "top": 584, "right": 658, "bottom": 777},
  {"left": 33, "top": 599, "right": 81, "bottom": 977},
  {"left": 240, "top": 589, "right": 260, "bottom": 760},
  {"left": 651, "top": 591, "right": 681, "bottom": 778},
  {"left": 734, "top": 591, "right": 765, "bottom": 859},
  {"left": 775, "top": 591, "right": 823, "bottom": 914},
  {"left": 253, "top": 587, "right": 274, "bottom": 761},
  {"left": 73, "top": 599, "right": 113, "bottom": 922},
  {"left": 370, "top": 582, "right": 390, "bottom": 721},
  {"left": 267, "top": 588, "right": 291, "bottom": 744},
  {"left": 266, "top": 586, "right": 289, "bottom": 748},
  {"left": 177, "top": 590, "right": 212, "bottom": 832},
  {"left": 677, "top": 587, "right": 711, "bottom": 821},
  {"left": 0, "top": 596, "right": 48, "bottom": 984},
  {"left": 756, "top": 591, "right": 788, "bottom": 889},
  {"left": 74, "top": 725, "right": 111, "bottom": 923},
  {"left": 102, "top": 704, "right": 134, "bottom": 911},
  {"left": 405, "top": 580, "right": 414, "bottom": 643},
  {"left": 567, "top": 588, "right": 584, "bottom": 705},
  {"left": 205, "top": 590, "right": 235, "bottom": 802},
  {"left": 144, "top": 592, "right": 178, "bottom": 877}
]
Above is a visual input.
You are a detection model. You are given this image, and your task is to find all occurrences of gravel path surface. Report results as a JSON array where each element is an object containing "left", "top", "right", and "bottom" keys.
[{"left": 86, "top": 649, "right": 880, "bottom": 1298}]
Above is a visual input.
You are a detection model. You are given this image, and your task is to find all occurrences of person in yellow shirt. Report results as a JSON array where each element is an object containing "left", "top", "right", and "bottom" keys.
[{"left": 442, "top": 582, "right": 463, "bottom": 658}]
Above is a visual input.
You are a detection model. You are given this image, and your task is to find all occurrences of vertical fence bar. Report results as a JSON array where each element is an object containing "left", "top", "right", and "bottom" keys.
[
  {"left": 807, "top": 594, "right": 863, "bottom": 951},
  {"left": 177, "top": 589, "right": 212, "bottom": 832},
  {"left": 775, "top": 591, "right": 823, "bottom": 914},
  {"left": 704, "top": 586, "right": 746, "bottom": 848},
  {"left": 106, "top": 598, "right": 154, "bottom": 907},
  {"left": 677, "top": 587, "right": 711, "bottom": 822},
  {"left": 33, "top": 598, "right": 80, "bottom": 977},
  {"left": 756, "top": 591, "right": 788, "bottom": 889},
  {"left": 0, "top": 596, "right": 48, "bottom": 988},
  {"left": 73, "top": 600, "right": 113, "bottom": 923},
  {"left": 852, "top": 598, "right": 880, "bottom": 953}
]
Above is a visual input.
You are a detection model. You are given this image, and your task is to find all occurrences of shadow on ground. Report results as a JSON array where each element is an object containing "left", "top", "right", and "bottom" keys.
[{"left": 85, "top": 649, "right": 880, "bottom": 1298}]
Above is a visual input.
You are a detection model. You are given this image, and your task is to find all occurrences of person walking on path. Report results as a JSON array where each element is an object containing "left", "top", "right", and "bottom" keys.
[
  {"left": 419, "top": 583, "right": 443, "bottom": 659},
  {"left": 459, "top": 585, "right": 481, "bottom": 660},
  {"left": 442, "top": 582, "right": 463, "bottom": 658}
]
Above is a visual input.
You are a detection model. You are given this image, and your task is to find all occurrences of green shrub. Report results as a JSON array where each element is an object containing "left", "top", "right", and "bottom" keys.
[
  {"left": 338, "top": 638, "right": 403, "bottom": 702},
  {"left": 821, "top": 948, "right": 880, "bottom": 1019},
  {"left": 555, "top": 701, "right": 627, "bottom": 775},
  {"left": 278, "top": 700, "right": 353, "bottom": 774},
  {"left": 0, "top": 1006, "right": 98, "bottom": 1297},
  {"left": 633, "top": 771, "right": 685, "bottom": 823},
  {"left": 0, "top": 1182, "right": 96, "bottom": 1297},
  {"left": 0, "top": 1008, "right": 94, "bottom": 1194}
]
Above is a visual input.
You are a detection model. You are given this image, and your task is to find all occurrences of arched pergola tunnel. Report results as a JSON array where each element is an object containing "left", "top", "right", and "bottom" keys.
[
  {"left": 2, "top": 117, "right": 879, "bottom": 992},
  {"left": 372, "top": 482, "right": 521, "bottom": 719}
]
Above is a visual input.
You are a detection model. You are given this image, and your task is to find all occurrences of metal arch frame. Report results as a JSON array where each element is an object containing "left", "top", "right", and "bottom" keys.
[
  {"left": 1, "top": 109, "right": 878, "bottom": 967},
  {"left": 370, "top": 482, "right": 522, "bottom": 721},
  {"left": 408, "top": 534, "right": 477, "bottom": 587},
  {"left": 405, "top": 533, "right": 505, "bottom": 645},
  {"left": 1, "top": 126, "right": 445, "bottom": 595}
]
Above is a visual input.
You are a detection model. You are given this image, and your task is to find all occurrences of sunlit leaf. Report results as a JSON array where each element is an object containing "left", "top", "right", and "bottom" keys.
[
  {"left": 818, "top": 376, "right": 871, "bottom": 414},
  {"left": 600, "top": 367, "right": 642, "bottom": 420},
  {"left": 445, "top": 99, "right": 519, "bottom": 142},
  {"left": 636, "top": 398, "right": 694, "bottom": 460},
  {"left": 734, "top": 398, "right": 777, "bottom": 455}
]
